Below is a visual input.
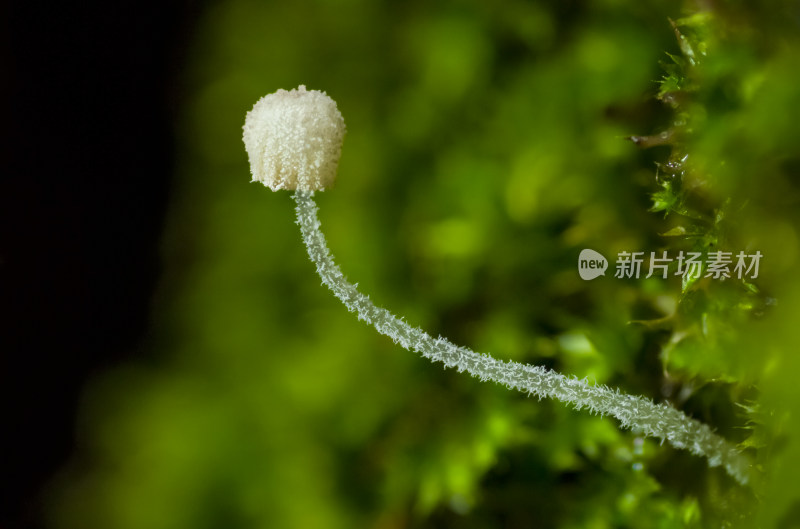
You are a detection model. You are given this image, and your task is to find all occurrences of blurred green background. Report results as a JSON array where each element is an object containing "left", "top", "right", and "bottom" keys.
[{"left": 46, "top": 0, "right": 800, "bottom": 527}]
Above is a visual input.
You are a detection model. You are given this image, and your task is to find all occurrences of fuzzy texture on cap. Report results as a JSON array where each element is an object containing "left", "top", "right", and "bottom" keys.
[{"left": 243, "top": 85, "right": 346, "bottom": 191}]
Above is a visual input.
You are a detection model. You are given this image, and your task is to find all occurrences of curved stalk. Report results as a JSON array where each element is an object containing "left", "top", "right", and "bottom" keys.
[{"left": 293, "top": 190, "right": 752, "bottom": 485}]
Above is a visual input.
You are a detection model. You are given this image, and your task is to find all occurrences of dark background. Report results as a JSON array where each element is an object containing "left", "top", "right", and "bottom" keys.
[{"left": 2, "top": 2, "right": 197, "bottom": 527}]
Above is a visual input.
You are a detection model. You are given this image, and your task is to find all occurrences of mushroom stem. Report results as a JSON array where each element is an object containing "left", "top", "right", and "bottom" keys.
[{"left": 292, "top": 190, "right": 753, "bottom": 486}]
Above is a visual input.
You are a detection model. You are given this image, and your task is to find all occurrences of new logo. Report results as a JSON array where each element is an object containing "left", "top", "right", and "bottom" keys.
[{"left": 578, "top": 249, "right": 608, "bottom": 280}]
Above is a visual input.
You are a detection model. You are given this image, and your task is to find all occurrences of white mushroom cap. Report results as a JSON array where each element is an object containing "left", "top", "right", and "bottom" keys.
[{"left": 243, "top": 85, "right": 346, "bottom": 191}]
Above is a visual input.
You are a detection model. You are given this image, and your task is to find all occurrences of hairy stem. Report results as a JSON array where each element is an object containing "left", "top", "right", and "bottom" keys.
[{"left": 292, "top": 190, "right": 752, "bottom": 485}]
